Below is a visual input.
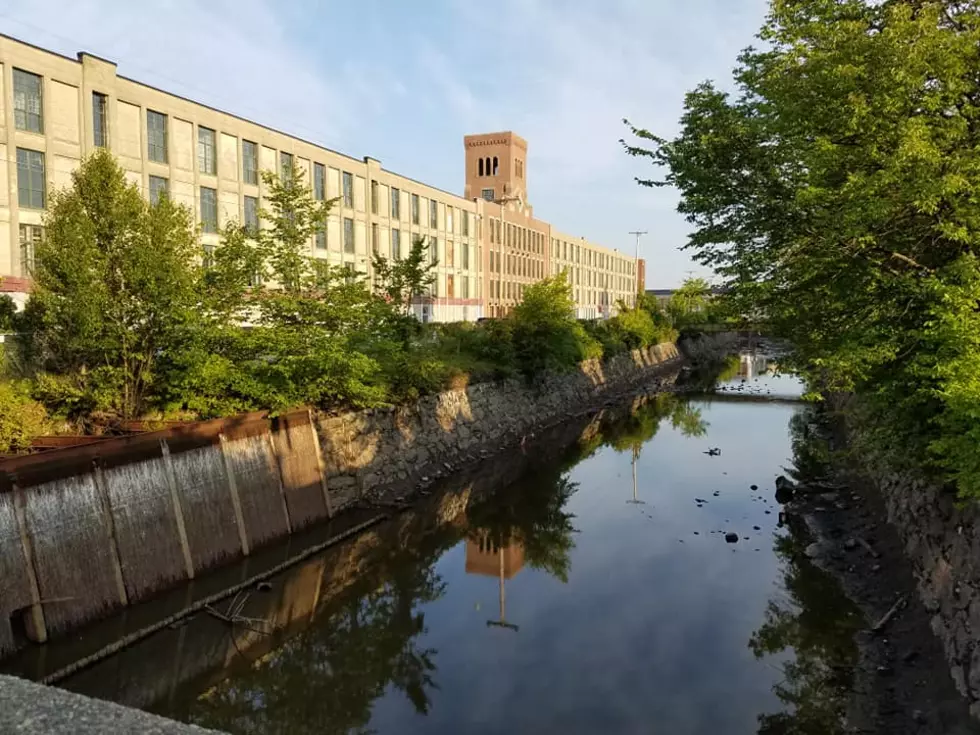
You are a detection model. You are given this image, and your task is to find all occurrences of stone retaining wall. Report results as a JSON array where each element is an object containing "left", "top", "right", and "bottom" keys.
[
  {"left": 878, "top": 474, "right": 980, "bottom": 719},
  {"left": 0, "top": 342, "right": 681, "bottom": 660}
]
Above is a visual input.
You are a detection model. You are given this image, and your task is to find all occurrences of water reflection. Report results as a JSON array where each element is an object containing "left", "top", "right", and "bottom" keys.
[
  {"left": 748, "top": 403, "right": 860, "bottom": 735},
  {"left": 49, "top": 354, "right": 867, "bottom": 734}
]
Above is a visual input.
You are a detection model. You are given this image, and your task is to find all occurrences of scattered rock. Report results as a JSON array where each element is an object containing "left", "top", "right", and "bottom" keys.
[
  {"left": 872, "top": 564, "right": 882, "bottom": 573},
  {"left": 725, "top": 532, "right": 739, "bottom": 543},
  {"left": 750, "top": 484, "right": 759, "bottom": 491},
  {"left": 912, "top": 710, "right": 926, "bottom": 725},
  {"left": 844, "top": 538, "right": 858, "bottom": 551},
  {"left": 693, "top": 531, "right": 700, "bottom": 535},
  {"left": 753, "top": 525, "right": 761, "bottom": 531},
  {"left": 876, "top": 665, "right": 894, "bottom": 677},
  {"left": 775, "top": 475, "right": 795, "bottom": 503},
  {"left": 712, "top": 491, "right": 720, "bottom": 497},
  {"left": 764, "top": 510, "right": 771, "bottom": 515},
  {"left": 903, "top": 649, "right": 920, "bottom": 664}
]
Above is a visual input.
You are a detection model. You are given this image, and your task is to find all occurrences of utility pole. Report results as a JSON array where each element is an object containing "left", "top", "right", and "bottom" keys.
[
  {"left": 486, "top": 544, "right": 520, "bottom": 632},
  {"left": 629, "top": 231, "right": 647, "bottom": 306}
]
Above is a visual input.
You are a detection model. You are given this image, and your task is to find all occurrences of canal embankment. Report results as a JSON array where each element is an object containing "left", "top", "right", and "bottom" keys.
[
  {"left": 0, "top": 341, "right": 681, "bottom": 660},
  {"left": 776, "top": 399, "right": 980, "bottom": 734}
]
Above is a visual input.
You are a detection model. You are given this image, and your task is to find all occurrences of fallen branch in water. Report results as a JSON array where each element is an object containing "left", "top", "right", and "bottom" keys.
[
  {"left": 872, "top": 595, "right": 906, "bottom": 633},
  {"left": 857, "top": 537, "right": 880, "bottom": 559},
  {"left": 39, "top": 513, "right": 389, "bottom": 686}
]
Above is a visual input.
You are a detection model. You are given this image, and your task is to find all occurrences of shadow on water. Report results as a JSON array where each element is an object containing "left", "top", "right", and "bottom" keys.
[
  {"left": 27, "top": 352, "right": 866, "bottom": 734},
  {"left": 748, "top": 402, "right": 862, "bottom": 735}
]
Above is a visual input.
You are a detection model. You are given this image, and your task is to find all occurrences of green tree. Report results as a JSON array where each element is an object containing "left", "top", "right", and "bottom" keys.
[
  {"left": 21, "top": 149, "right": 200, "bottom": 420},
  {"left": 167, "top": 169, "right": 392, "bottom": 416},
  {"left": 257, "top": 167, "right": 332, "bottom": 294},
  {"left": 667, "top": 277, "right": 712, "bottom": 328},
  {"left": 624, "top": 0, "right": 980, "bottom": 495},
  {"left": 510, "top": 272, "right": 600, "bottom": 378},
  {"left": 372, "top": 235, "right": 437, "bottom": 315}
]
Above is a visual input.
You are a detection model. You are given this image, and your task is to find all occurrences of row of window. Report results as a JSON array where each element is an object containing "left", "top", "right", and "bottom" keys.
[
  {"left": 553, "top": 238, "right": 634, "bottom": 275},
  {"left": 488, "top": 251, "right": 544, "bottom": 280},
  {"left": 477, "top": 156, "right": 499, "bottom": 177},
  {"left": 488, "top": 219, "right": 545, "bottom": 254},
  {"left": 371, "top": 183, "right": 471, "bottom": 236}
]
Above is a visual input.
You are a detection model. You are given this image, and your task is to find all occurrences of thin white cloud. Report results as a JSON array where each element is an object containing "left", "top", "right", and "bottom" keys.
[
  {"left": 0, "top": 0, "right": 769, "bottom": 285},
  {"left": 0, "top": 0, "right": 365, "bottom": 147}
]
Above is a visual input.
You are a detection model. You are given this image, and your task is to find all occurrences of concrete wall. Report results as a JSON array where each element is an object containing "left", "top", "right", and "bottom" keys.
[{"left": 0, "top": 342, "right": 680, "bottom": 660}]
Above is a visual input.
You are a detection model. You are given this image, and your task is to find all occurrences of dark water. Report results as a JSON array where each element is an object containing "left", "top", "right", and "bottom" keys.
[{"left": 54, "top": 353, "right": 862, "bottom": 734}]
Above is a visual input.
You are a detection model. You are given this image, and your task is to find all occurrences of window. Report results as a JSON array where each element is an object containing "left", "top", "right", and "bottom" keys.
[
  {"left": 429, "top": 200, "right": 438, "bottom": 228},
  {"left": 149, "top": 175, "right": 169, "bottom": 205},
  {"left": 93, "top": 92, "right": 108, "bottom": 148},
  {"left": 343, "top": 217, "right": 354, "bottom": 253},
  {"left": 371, "top": 181, "right": 379, "bottom": 214},
  {"left": 242, "top": 141, "right": 258, "bottom": 185},
  {"left": 478, "top": 159, "right": 484, "bottom": 176},
  {"left": 462, "top": 277, "right": 469, "bottom": 299},
  {"left": 411, "top": 194, "right": 420, "bottom": 225},
  {"left": 280, "top": 152, "right": 293, "bottom": 180},
  {"left": 447, "top": 274, "right": 455, "bottom": 298},
  {"left": 342, "top": 171, "right": 353, "bottom": 208},
  {"left": 446, "top": 241, "right": 454, "bottom": 268},
  {"left": 13, "top": 69, "right": 43, "bottom": 133},
  {"left": 248, "top": 269, "right": 263, "bottom": 288},
  {"left": 197, "top": 126, "right": 217, "bottom": 175},
  {"left": 202, "top": 244, "right": 215, "bottom": 270},
  {"left": 391, "top": 187, "right": 400, "bottom": 219},
  {"left": 462, "top": 212, "right": 469, "bottom": 236},
  {"left": 244, "top": 195, "right": 259, "bottom": 234},
  {"left": 447, "top": 208, "right": 454, "bottom": 233},
  {"left": 462, "top": 243, "right": 469, "bottom": 270},
  {"left": 16, "top": 148, "right": 45, "bottom": 209},
  {"left": 391, "top": 228, "right": 400, "bottom": 259},
  {"left": 492, "top": 156, "right": 498, "bottom": 175},
  {"left": 147, "top": 110, "right": 168, "bottom": 163},
  {"left": 489, "top": 251, "right": 495, "bottom": 271},
  {"left": 314, "top": 163, "right": 325, "bottom": 200},
  {"left": 372, "top": 223, "right": 379, "bottom": 253},
  {"left": 315, "top": 225, "right": 326, "bottom": 250},
  {"left": 481, "top": 188, "right": 494, "bottom": 202},
  {"left": 19, "top": 224, "right": 42, "bottom": 275},
  {"left": 200, "top": 187, "right": 217, "bottom": 233}
]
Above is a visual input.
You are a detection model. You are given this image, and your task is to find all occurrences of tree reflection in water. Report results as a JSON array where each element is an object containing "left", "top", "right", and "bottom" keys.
[
  {"left": 749, "top": 404, "right": 862, "bottom": 734},
  {"left": 166, "top": 393, "right": 712, "bottom": 734}
]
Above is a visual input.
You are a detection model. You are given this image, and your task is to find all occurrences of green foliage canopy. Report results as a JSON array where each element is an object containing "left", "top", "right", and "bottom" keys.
[{"left": 625, "top": 0, "right": 980, "bottom": 496}]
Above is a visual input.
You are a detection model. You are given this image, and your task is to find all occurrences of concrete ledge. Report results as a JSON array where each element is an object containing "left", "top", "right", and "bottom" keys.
[{"left": 0, "top": 675, "right": 224, "bottom": 734}]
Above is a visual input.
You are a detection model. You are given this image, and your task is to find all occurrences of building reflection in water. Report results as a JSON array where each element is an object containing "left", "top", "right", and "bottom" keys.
[
  {"left": 465, "top": 531, "right": 525, "bottom": 632},
  {"left": 738, "top": 352, "right": 771, "bottom": 380}
]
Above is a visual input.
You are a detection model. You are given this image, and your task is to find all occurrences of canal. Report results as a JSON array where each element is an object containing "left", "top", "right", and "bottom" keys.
[{"left": 17, "top": 351, "right": 864, "bottom": 733}]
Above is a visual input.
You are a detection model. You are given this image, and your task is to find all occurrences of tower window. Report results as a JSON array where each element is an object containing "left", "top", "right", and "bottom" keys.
[
  {"left": 492, "top": 156, "right": 498, "bottom": 175},
  {"left": 478, "top": 158, "right": 484, "bottom": 176}
]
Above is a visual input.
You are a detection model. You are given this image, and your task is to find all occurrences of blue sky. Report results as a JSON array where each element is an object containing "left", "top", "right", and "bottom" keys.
[{"left": 0, "top": 0, "right": 769, "bottom": 287}]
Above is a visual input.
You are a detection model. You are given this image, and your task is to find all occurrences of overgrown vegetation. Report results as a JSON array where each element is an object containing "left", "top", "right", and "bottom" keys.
[
  {"left": 0, "top": 150, "right": 674, "bottom": 450},
  {"left": 625, "top": 0, "right": 980, "bottom": 498}
]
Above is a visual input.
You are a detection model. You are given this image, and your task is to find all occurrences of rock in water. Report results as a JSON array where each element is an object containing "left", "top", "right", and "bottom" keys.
[
  {"left": 774, "top": 475, "right": 795, "bottom": 503},
  {"left": 725, "top": 532, "right": 739, "bottom": 543}
]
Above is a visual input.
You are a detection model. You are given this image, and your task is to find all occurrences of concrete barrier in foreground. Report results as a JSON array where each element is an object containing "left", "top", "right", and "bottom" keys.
[{"left": 0, "top": 674, "right": 225, "bottom": 734}]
